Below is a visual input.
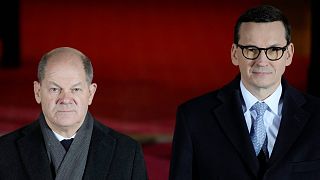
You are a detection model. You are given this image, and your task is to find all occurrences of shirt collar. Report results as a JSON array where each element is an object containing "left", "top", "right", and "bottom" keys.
[
  {"left": 52, "top": 130, "right": 76, "bottom": 141},
  {"left": 240, "top": 81, "right": 282, "bottom": 115}
]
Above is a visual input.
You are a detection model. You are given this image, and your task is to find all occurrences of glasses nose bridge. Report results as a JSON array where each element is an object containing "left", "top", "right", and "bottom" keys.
[{"left": 256, "top": 47, "right": 269, "bottom": 61}]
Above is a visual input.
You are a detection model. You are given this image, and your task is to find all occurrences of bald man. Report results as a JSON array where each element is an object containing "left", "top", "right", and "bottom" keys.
[{"left": 0, "top": 47, "right": 148, "bottom": 180}]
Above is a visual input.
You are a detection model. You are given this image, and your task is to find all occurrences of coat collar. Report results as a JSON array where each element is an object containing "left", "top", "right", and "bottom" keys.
[
  {"left": 17, "top": 113, "right": 116, "bottom": 180},
  {"left": 213, "top": 76, "right": 259, "bottom": 176},
  {"left": 267, "top": 80, "right": 309, "bottom": 165},
  {"left": 212, "top": 76, "right": 310, "bottom": 177},
  {"left": 17, "top": 120, "right": 53, "bottom": 180},
  {"left": 82, "top": 120, "right": 116, "bottom": 180}
]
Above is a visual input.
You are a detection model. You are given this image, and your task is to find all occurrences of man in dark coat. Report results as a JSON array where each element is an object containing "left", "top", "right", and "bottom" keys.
[
  {"left": 170, "top": 5, "right": 320, "bottom": 180},
  {"left": 0, "top": 47, "right": 148, "bottom": 180}
]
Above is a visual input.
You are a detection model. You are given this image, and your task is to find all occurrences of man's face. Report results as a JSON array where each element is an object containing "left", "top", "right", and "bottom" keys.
[
  {"left": 33, "top": 53, "right": 97, "bottom": 133},
  {"left": 231, "top": 21, "right": 294, "bottom": 94}
]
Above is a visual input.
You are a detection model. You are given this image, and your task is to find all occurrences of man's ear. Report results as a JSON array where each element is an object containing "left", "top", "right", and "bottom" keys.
[
  {"left": 34, "top": 81, "right": 41, "bottom": 104},
  {"left": 231, "top": 43, "right": 239, "bottom": 66},
  {"left": 88, "top": 83, "right": 97, "bottom": 105},
  {"left": 285, "top": 43, "right": 294, "bottom": 66}
]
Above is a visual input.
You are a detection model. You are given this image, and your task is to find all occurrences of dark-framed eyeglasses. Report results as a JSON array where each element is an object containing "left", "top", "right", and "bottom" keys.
[{"left": 236, "top": 44, "right": 289, "bottom": 61}]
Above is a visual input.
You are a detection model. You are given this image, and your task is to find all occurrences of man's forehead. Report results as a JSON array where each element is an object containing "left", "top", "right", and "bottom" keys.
[
  {"left": 45, "top": 47, "right": 84, "bottom": 66},
  {"left": 45, "top": 53, "right": 84, "bottom": 73},
  {"left": 48, "top": 51, "right": 81, "bottom": 62},
  {"left": 238, "top": 22, "right": 286, "bottom": 44},
  {"left": 239, "top": 21, "right": 285, "bottom": 30},
  {"left": 239, "top": 21, "right": 285, "bottom": 33},
  {"left": 47, "top": 81, "right": 83, "bottom": 87},
  {"left": 43, "top": 57, "right": 86, "bottom": 83}
]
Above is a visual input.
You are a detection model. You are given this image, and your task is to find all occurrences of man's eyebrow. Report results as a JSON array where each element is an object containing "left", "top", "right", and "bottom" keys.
[
  {"left": 71, "top": 82, "right": 82, "bottom": 88},
  {"left": 47, "top": 82, "right": 82, "bottom": 88},
  {"left": 267, "top": 43, "right": 287, "bottom": 47},
  {"left": 48, "top": 81, "right": 61, "bottom": 88}
]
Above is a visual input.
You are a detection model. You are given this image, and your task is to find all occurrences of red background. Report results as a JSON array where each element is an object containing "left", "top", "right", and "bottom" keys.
[
  {"left": 1, "top": 0, "right": 309, "bottom": 134},
  {"left": 0, "top": 1, "right": 310, "bottom": 179}
]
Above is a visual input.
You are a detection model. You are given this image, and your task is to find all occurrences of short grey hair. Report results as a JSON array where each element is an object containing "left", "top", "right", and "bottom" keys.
[{"left": 37, "top": 47, "right": 94, "bottom": 84}]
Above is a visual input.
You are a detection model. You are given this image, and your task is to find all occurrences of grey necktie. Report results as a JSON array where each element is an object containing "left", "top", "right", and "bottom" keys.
[{"left": 250, "top": 102, "right": 268, "bottom": 156}]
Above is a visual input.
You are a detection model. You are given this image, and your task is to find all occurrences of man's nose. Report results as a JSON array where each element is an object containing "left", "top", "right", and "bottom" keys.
[
  {"left": 58, "top": 90, "right": 74, "bottom": 104},
  {"left": 255, "top": 51, "right": 269, "bottom": 65}
]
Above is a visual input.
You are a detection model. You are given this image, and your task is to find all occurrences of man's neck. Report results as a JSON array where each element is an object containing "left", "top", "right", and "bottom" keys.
[{"left": 242, "top": 82, "right": 281, "bottom": 101}]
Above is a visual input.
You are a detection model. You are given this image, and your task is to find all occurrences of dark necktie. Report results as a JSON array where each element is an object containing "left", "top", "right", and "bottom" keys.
[{"left": 60, "top": 138, "right": 74, "bottom": 151}]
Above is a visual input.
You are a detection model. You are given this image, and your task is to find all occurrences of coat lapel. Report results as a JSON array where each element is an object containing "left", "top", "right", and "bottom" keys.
[
  {"left": 268, "top": 85, "right": 309, "bottom": 165},
  {"left": 83, "top": 121, "right": 116, "bottom": 180},
  {"left": 17, "top": 122, "right": 53, "bottom": 180},
  {"left": 213, "top": 79, "right": 259, "bottom": 177},
  {"left": 212, "top": 77, "right": 310, "bottom": 176}
]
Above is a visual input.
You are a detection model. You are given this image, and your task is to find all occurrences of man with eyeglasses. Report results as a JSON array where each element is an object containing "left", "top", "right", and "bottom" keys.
[{"left": 170, "top": 5, "right": 320, "bottom": 180}]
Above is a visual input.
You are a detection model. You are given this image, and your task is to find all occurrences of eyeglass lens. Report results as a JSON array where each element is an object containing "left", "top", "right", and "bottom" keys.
[{"left": 240, "top": 46, "right": 286, "bottom": 61}]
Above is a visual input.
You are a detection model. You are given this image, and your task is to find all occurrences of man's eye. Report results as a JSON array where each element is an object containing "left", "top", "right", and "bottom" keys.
[
  {"left": 269, "top": 47, "right": 281, "bottom": 52},
  {"left": 247, "top": 48, "right": 258, "bottom": 52},
  {"left": 72, "top": 88, "right": 82, "bottom": 92},
  {"left": 49, "top": 88, "right": 60, "bottom": 93}
]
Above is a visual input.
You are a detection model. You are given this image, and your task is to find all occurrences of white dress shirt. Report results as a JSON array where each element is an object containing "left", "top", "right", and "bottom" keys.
[
  {"left": 53, "top": 131, "right": 76, "bottom": 141},
  {"left": 240, "top": 81, "right": 283, "bottom": 156}
]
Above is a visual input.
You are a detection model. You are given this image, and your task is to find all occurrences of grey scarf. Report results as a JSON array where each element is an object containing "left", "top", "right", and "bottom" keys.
[{"left": 39, "top": 112, "right": 93, "bottom": 180}]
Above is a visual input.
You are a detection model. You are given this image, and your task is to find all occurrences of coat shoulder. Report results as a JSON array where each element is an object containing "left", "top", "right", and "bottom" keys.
[
  {"left": 286, "top": 85, "right": 320, "bottom": 109},
  {"left": 93, "top": 120, "right": 140, "bottom": 148},
  {"left": 178, "top": 77, "right": 240, "bottom": 112},
  {"left": 0, "top": 121, "right": 38, "bottom": 147}
]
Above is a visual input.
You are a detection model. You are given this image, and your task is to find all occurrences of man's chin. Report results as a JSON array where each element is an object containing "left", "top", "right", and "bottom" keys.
[
  {"left": 54, "top": 118, "right": 82, "bottom": 129},
  {"left": 54, "top": 112, "right": 80, "bottom": 124},
  {"left": 56, "top": 111, "right": 76, "bottom": 117},
  {"left": 252, "top": 81, "right": 275, "bottom": 90}
]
